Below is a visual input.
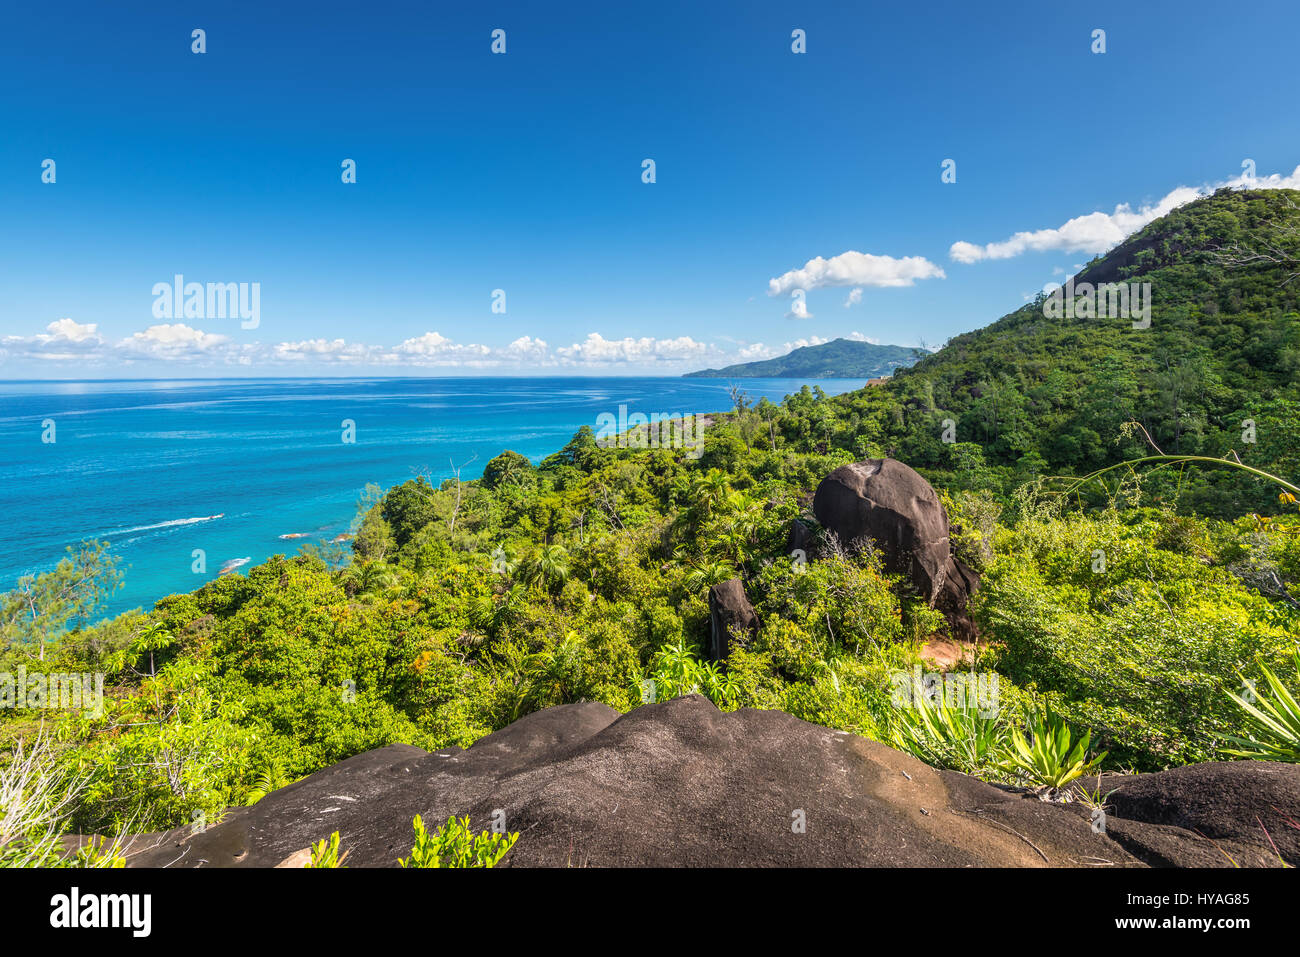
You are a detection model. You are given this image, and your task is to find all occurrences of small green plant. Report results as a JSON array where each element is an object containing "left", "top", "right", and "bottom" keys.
[
  {"left": 1004, "top": 707, "right": 1107, "bottom": 791},
  {"left": 306, "top": 831, "right": 346, "bottom": 867},
  {"left": 1073, "top": 774, "right": 1118, "bottom": 813},
  {"left": 1223, "top": 653, "right": 1300, "bottom": 762},
  {"left": 73, "top": 835, "right": 126, "bottom": 868},
  {"left": 398, "top": 814, "right": 518, "bottom": 868}
]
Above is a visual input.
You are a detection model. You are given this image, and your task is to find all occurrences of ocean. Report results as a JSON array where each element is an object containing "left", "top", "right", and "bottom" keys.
[{"left": 2, "top": 377, "right": 862, "bottom": 620}]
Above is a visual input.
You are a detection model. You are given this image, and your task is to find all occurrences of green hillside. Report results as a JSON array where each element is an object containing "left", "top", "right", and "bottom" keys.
[
  {"left": 684, "top": 337, "right": 921, "bottom": 378},
  {"left": 830, "top": 187, "right": 1300, "bottom": 516}
]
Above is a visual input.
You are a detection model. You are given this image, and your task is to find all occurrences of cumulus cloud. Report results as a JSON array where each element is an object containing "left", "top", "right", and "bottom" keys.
[
  {"left": 555, "top": 333, "right": 708, "bottom": 365},
  {"left": 270, "top": 338, "right": 381, "bottom": 364},
  {"left": 846, "top": 331, "right": 881, "bottom": 344},
  {"left": 950, "top": 165, "right": 1300, "bottom": 264},
  {"left": 844, "top": 288, "right": 863, "bottom": 308},
  {"left": 391, "top": 332, "right": 492, "bottom": 364},
  {"left": 120, "top": 323, "right": 235, "bottom": 359},
  {"left": 45, "top": 318, "right": 100, "bottom": 342},
  {"left": 768, "top": 251, "right": 945, "bottom": 296},
  {"left": 736, "top": 342, "right": 778, "bottom": 361},
  {"left": 1, "top": 318, "right": 105, "bottom": 362},
  {"left": 503, "top": 336, "right": 550, "bottom": 361},
  {"left": 782, "top": 335, "right": 831, "bottom": 352}
]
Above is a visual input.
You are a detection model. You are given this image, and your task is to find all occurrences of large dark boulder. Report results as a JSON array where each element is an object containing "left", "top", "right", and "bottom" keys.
[
  {"left": 121, "top": 700, "right": 1296, "bottom": 868},
  {"left": 121, "top": 699, "right": 1125, "bottom": 868},
  {"left": 707, "top": 578, "right": 758, "bottom": 661},
  {"left": 1084, "top": 762, "right": 1300, "bottom": 867},
  {"left": 785, "top": 518, "right": 818, "bottom": 562},
  {"left": 813, "top": 458, "right": 978, "bottom": 639}
]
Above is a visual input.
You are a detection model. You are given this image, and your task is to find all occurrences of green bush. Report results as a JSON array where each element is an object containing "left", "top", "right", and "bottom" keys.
[{"left": 398, "top": 814, "right": 517, "bottom": 868}]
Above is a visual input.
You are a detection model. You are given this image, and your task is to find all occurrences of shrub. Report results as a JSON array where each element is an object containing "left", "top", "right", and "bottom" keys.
[{"left": 398, "top": 814, "right": 518, "bottom": 868}]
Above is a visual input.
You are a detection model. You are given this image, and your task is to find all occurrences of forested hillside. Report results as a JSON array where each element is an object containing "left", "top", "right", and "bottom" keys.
[{"left": 853, "top": 188, "right": 1300, "bottom": 515}]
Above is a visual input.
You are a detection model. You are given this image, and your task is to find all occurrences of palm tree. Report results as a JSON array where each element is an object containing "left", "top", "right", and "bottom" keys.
[
  {"left": 513, "top": 631, "right": 586, "bottom": 716},
  {"left": 701, "top": 491, "right": 765, "bottom": 567},
  {"left": 670, "top": 469, "right": 732, "bottom": 539},
  {"left": 342, "top": 561, "right": 403, "bottom": 599},
  {"left": 681, "top": 559, "right": 737, "bottom": 593},
  {"left": 522, "top": 544, "right": 570, "bottom": 592},
  {"left": 470, "top": 583, "right": 526, "bottom": 638}
]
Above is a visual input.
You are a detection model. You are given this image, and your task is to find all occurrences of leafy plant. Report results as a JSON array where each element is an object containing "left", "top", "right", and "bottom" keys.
[
  {"left": 245, "top": 757, "right": 289, "bottom": 804},
  {"left": 1004, "top": 707, "right": 1107, "bottom": 791},
  {"left": 891, "top": 692, "right": 1011, "bottom": 780},
  {"left": 644, "top": 638, "right": 741, "bottom": 709},
  {"left": 73, "top": 835, "right": 127, "bottom": 868},
  {"left": 1223, "top": 653, "right": 1300, "bottom": 762},
  {"left": 398, "top": 814, "right": 518, "bottom": 868},
  {"left": 306, "top": 830, "right": 346, "bottom": 867}
]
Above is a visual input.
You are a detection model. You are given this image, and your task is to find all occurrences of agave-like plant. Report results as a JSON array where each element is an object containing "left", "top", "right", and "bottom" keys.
[
  {"left": 696, "top": 660, "right": 743, "bottom": 710},
  {"left": 648, "top": 637, "right": 702, "bottom": 697},
  {"left": 1004, "top": 707, "right": 1107, "bottom": 791},
  {"left": 1223, "top": 654, "right": 1300, "bottom": 763},
  {"left": 891, "top": 691, "right": 1011, "bottom": 780}
]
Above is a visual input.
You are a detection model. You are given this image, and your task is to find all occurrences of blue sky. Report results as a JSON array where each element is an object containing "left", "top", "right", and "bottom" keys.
[{"left": 2, "top": 0, "right": 1298, "bottom": 377}]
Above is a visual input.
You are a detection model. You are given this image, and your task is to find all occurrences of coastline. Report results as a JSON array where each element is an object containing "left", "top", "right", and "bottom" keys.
[{"left": 4, "top": 377, "right": 864, "bottom": 621}]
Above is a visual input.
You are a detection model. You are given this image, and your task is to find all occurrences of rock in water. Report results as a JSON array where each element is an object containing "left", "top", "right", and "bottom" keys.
[
  {"left": 707, "top": 578, "right": 758, "bottom": 661},
  {"left": 813, "top": 458, "right": 978, "bottom": 639}
]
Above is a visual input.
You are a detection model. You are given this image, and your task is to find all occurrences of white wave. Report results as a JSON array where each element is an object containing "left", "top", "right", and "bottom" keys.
[
  {"left": 104, "top": 514, "right": 225, "bottom": 536},
  {"left": 219, "top": 557, "right": 251, "bottom": 574}
]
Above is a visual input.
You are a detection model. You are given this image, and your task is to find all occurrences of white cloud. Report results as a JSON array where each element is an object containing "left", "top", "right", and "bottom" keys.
[
  {"left": 769, "top": 251, "right": 946, "bottom": 295},
  {"left": 45, "top": 318, "right": 100, "bottom": 342},
  {"left": 391, "top": 331, "right": 492, "bottom": 363},
  {"left": 121, "top": 323, "right": 234, "bottom": 359},
  {"left": 736, "top": 342, "right": 778, "bottom": 360},
  {"left": 555, "top": 333, "right": 708, "bottom": 365},
  {"left": 271, "top": 338, "right": 378, "bottom": 363},
  {"left": 1, "top": 318, "right": 104, "bottom": 361},
  {"left": 504, "top": 335, "right": 550, "bottom": 361},
  {"left": 844, "top": 288, "right": 863, "bottom": 308},
  {"left": 0, "top": 321, "right": 885, "bottom": 373},
  {"left": 951, "top": 165, "right": 1300, "bottom": 263},
  {"left": 782, "top": 335, "right": 830, "bottom": 352},
  {"left": 846, "top": 331, "right": 881, "bottom": 344},
  {"left": 784, "top": 298, "right": 814, "bottom": 320}
]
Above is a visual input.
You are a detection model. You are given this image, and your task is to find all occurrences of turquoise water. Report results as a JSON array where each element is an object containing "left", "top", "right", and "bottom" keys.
[{"left": 1, "top": 377, "right": 862, "bottom": 620}]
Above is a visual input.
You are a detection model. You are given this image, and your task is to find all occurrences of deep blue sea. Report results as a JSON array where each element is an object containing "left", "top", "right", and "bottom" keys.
[{"left": 1, "top": 377, "right": 861, "bottom": 620}]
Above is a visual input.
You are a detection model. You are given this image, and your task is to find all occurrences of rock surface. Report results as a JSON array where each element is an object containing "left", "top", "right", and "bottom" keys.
[
  {"left": 122, "top": 698, "right": 1295, "bottom": 868},
  {"left": 813, "top": 458, "right": 979, "bottom": 639},
  {"left": 706, "top": 578, "right": 758, "bottom": 661},
  {"left": 1081, "top": 762, "right": 1300, "bottom": 867}
]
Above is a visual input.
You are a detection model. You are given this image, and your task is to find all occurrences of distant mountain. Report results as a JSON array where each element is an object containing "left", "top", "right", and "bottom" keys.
[{"left": 684, "top": 338, "right": 922, "bottom": 378}]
